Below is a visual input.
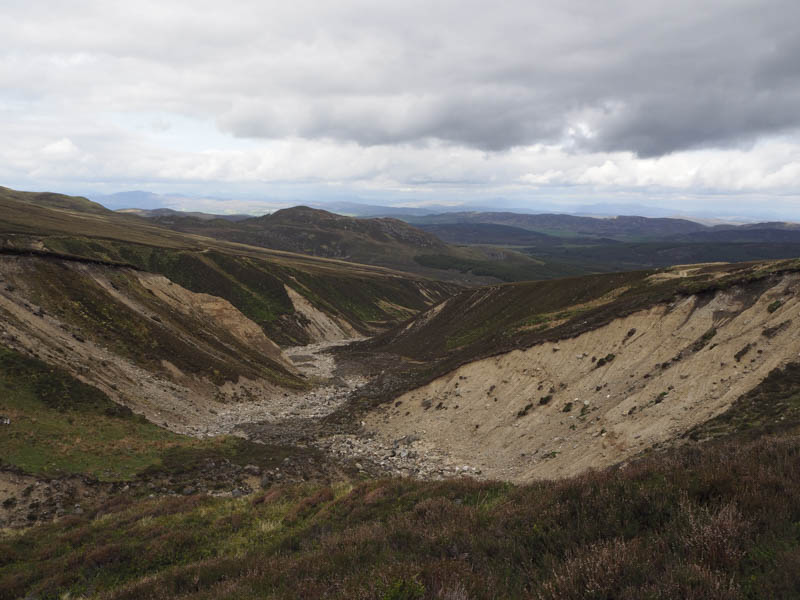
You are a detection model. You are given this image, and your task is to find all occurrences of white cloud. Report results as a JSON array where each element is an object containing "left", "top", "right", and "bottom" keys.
[
  {"left": 41, "top": 138, "right": 81, "bottom": 159},
  {"left": 1, "top": 0, "right": 799, "bottom": 216}
]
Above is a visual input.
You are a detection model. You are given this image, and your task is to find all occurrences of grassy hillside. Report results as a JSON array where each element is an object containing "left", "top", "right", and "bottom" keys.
[
  {"left": 0, "top": 186, "right": 112, "bottom": 216},
  {"left": 0, "top": 188, "right": 457, "bottom": 345},
  {"left": 0, "top": 345, "right": 177, "bottom": 479},
  {"left": 149, "top": 205, "right": 581, "bottom": 283},
  {"left": 0, "top": 346, "right": 305, "bottom": 481},
  {"left": 152, "top": 206, "right": 445, "bottom": 261},
  {"left": 417, "top": 222, "right": 563, "bottom": 245},
  {"left": 406, "top": 211, "right": 707, "bottom": 239},
  {"left": 525, "top": 240, "right": 800, "bottom": 273},
  {"left": 413, "top": 250, "right": 588, "bottom": 281},
  {"left": 2, "top": 431, "right": 798, "bottom": 599},
  {"left": 344, "top": 259, "right": 800, "bottom": 411}
]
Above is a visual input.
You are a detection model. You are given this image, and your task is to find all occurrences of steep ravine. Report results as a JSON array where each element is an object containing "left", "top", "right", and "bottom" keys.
[
  {"left": 361, "top": 274, "right": 800, "bottom": 481},
  {"left": 0, "top": 257, "right": 298, "bottom": 433},
  {"left": 0, "top": 255, "right": 383, "bottom": 438},
  {"left": 5, "top": 252, "right": 800, "bottom": 488}
]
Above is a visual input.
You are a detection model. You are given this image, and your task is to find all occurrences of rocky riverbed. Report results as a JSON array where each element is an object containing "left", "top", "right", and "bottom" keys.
[{"left": 236, "top": 339, "right": 485, "bottom": 482}]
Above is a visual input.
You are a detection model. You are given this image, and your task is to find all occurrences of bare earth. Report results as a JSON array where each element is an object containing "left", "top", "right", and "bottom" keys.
[{"left": 364, "top": 275, "right": 800, "bottom": 481}]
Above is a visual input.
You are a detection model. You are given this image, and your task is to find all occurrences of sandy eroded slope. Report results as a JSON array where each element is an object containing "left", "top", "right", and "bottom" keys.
[{"left": 365, "top": 273, "right": 800, "bottom": 481}]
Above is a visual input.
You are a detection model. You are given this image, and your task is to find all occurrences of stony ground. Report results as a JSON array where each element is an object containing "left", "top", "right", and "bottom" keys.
[{"left": 204, "top": 339, "right": 367, "bottom": 437}]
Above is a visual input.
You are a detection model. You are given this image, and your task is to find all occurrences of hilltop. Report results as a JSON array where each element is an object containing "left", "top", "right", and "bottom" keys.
[
  {"left": 0, "top": 186, "right": 112, "bottom": 216},
  {"left": 157, "top": 205, "right": 446, "bottom": 260},
  {"left": 144, "top": 204, "right": 581, "bottom": 283}
]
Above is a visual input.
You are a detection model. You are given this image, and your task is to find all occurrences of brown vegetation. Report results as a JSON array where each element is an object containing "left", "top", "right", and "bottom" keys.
[{"left": 2, "top": 434, "right": 799, "bottom": 599}]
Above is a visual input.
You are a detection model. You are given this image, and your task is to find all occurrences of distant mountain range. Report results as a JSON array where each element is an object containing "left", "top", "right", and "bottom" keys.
[
  {"left": 89, "top": 190, "right": 177, "bottom": 210},
  {"left": 108, "top": 202, "right": 800, "bottom": 281},
  {"left": 405, "top": 212, "right": 709, "bottom": 239},
  {"left": 117, "top": 207, "right": 251, "bottom": 222}
]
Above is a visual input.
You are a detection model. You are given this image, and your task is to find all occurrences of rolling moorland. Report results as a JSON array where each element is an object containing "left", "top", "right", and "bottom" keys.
[
  {"left": 403, "top": 212, "right": 800, "bottom": 276},
  {"left": 1, "top": 186, "right": 800, "bottom": 599},
  {"left": 136, "top": 205, "right": 574, "bottom": 284},
  {"left": 128, "top": 201, "right": 800, "bottom": 282}
]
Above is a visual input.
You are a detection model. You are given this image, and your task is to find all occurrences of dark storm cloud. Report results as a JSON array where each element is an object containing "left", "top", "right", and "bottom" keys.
[
  {"left": 211, "top": 0, "right": 800, "bottom": 156},
  {"left": 4, "top": 0, "right": 800, "bottom": 157}
]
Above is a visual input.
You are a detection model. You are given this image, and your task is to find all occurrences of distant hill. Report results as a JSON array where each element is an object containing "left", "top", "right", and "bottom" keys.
[
  {"left": 406, "top": 211, "right": 707, "bottom": 238},
  {"left": 394, "top": 210, "right": 800, "bottom": 272},
  {"left": 148, "top": 205, "right": 580, "bottom": 283},
  {"left": 0, "top": 186, "right": 112, "bottom": 215},
  {"left": 260, "top": 206, "right": 445, "bottom": 249},
  {"left": 117, "top": 207, "right": 252, "bottom": 222},
  {"left": 681, "top": 228, "right": 800, "bottom": 243},
  {"left": 29, "top": 193, "right": 800, "bottom": 283},
  {"left": 153, "top": 205, "right": 446, "bottom": 258},
  {"left": 416, "top": 223, "right": 559, "bottom": 245}
]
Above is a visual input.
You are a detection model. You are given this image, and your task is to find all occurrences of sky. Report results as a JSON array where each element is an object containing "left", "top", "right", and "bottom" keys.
[{"left": 2, "top": 0, "right": 800, "bottom": 218}]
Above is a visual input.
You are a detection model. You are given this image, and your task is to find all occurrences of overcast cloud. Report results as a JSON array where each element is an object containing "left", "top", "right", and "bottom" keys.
[{"left": 2, "top": 0, "right": 800, "bottom": 215}]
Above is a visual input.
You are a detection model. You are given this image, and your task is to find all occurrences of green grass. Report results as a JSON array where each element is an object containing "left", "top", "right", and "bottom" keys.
[
  {"left": 0, "top": 186, "right": 112, "bottom": 216},
  {"left": 2, "top": 434, "right": 799, "bottom": 599},
  {"left": 0, "top": 346, "right": 314, "bottom": 482},
  {"left": 0, "top": 346, "right": 189, "bottom": 479},
  {"left": 686, "top": 360, "right": 800, "bottom": 441}
]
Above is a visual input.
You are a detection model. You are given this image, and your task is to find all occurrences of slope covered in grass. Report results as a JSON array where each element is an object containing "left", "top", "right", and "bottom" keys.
[
  {"left": 360, "top": 259, "right": 800, "bottom": 384},
  {"left": 149, "top": 205, "right": 584, "bottom": 283},
  {"left": 2, "top": 433, "right": 799, "bottom": 599},
  {"left": 0, "top": 186, "right": 112, "bottom": 216},
  {"left": 0, "top": 187, "right": 457, "bottom": 346},
  {"left": 0, "top": 346, "right": 294, "bottom": 481},
  {"left": 0, "top": 346, "right": 175, "bottom": 479}
]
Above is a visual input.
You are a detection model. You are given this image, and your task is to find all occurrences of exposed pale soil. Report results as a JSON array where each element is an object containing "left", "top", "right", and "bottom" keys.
[
  {"left": 364, "top": 275, "right": 800, "bottom": 482},
  {"left": 283, "top": 284, "right": 359, "bottom": 342},
  {"left": 0, "top": 257, "right": 368, "bottom": 439},
  {"left": 0, "top": 262, "right": 289, "bottom": 434}
]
